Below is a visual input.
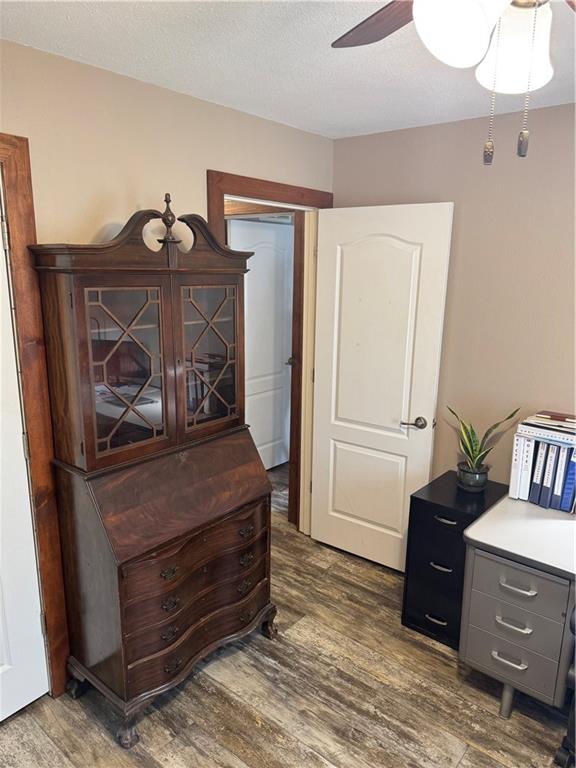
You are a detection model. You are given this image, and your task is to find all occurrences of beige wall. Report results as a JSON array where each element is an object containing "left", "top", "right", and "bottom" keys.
[
  {"left": 333, "top": 104, "right": 576, "bottom": 482},
  {"left": 0, "top": 42, "right": 333, "bottom": 243}
]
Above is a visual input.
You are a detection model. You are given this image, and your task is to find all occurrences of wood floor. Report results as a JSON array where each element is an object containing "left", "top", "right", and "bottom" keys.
[{"left": 1, "top": 464, "right": 568, "bottom": 768}]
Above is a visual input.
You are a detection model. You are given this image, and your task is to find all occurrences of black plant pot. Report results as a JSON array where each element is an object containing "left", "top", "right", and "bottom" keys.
[{"left": 457, "top": 461, "right": 489, "bottom": 493}]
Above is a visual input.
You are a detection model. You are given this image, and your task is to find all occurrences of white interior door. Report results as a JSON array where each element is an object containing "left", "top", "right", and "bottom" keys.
[
  {"left": 0, "top": 214, "right": 49, "bottom": 718},
  {"left": 311, "top": 203, "right": 453, "bottom": 570},
  {"left": 227, "top": 218, "right": 293, "bottom": 470}
]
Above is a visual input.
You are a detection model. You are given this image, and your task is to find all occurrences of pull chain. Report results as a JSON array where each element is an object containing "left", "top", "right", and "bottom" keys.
[
  {"left": 483, "top": 19, "right": 501, "bottom": 165},
  {"left": 517, "top": 2, "right": 539, "bottom": 157}
]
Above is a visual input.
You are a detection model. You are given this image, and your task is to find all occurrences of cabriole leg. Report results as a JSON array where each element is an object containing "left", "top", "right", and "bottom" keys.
[
  {"left": 261, "top": 606, "right": 278, "bottom": 640},
  {"left": 117, "top": 715, "right": 140, "bottom": 749}
]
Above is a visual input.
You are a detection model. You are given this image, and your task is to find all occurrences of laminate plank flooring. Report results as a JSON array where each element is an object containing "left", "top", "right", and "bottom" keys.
[{"left": 1, "top": 465, "right": 567, "bottom": 767}]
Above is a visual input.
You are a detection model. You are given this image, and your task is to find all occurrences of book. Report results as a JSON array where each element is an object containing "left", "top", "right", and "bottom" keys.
[
  {"left": 560, "top": 450, "right": 576, "bottom": 512},
  {"left": 517, "top": 422, "right": 576, "bottom": 447},
  {"left": 532, "top": 411, "right": 576, "bottom": 424},
  {"left": 518, "top": 437, "right": 536, "bottom": 501},
  {"left": 528, "top": 441, "right": 548, "bottom": 504},
  {"left": 539, "top": 443, "right": 559, "bottom": 508},
  {"left": 551, "top": 446, "right": 571, "bottom": 510},
  {"left": 508, "top": 433, "right": 524, "bottom": 499}
]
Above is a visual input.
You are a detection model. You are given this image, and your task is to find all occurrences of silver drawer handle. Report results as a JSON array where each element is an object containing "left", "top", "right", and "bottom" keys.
[
  {"left": 430, "top": 561, "right": 453, "bottom": 574},
  {"left": 434, "top": 514, "right": 457, "bottom": 526},
  {"left": 495, "top": 615, "right": 533, "bottom": 636},
  {"left": 498, "top": 578, "right": 538, "bottom": 598},
  {"left": 491, "top": 650, "right": 528, "bottom": 671},
  {"left": 425, "top": 613, "right": 448, "bottom": 627}
]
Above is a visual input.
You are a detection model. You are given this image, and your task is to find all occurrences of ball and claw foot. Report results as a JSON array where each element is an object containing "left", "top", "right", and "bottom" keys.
[
  {"left": 261, "top": 607, "right": 278, "bottom": 640},
  {"left": 66, "top": 677, "right": 89, "bottom": 700},
  {"left": 117, "top": 721, "right": 140, "bottom": 749}
]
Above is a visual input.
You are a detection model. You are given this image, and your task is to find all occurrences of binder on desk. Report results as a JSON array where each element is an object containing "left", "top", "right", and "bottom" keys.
[
  {"left": 518, "top": 437, "right": 536, "bottom": 501},
  {"left": 509, "top": 434, "right": 524, "bottom": 499},
  {"left": 539, "top": 443, "right": 558, "bottom": 509},
  {"left": 528, "top": 441, "right": 548, "bottom": 505},
  {"left": 551, "top": 447, "right": 571, "bottom": 510},
  {"left": 560, "top": 451, "right": 576, "bottom": 512}
]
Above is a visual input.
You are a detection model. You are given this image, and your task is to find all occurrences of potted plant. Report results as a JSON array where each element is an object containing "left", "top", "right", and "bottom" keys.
[{"left": 448, "top": 406, "right": 519, "bottom": 492}]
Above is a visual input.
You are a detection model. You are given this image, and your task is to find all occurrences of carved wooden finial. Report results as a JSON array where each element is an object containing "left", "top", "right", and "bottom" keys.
[{"left": 159, "top": 193, "right": 179, "bottom": 242}]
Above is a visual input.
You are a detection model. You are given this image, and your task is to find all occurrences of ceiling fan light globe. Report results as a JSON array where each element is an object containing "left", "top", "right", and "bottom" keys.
[
  {"left": 475, "top": 2, "right": 553, "bottom": 93},
  {"left": 413, "top": 0, "right": 512, "bottom": 68}
]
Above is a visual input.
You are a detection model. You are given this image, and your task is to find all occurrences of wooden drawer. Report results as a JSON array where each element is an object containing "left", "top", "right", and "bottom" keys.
[
  {"left": 464, "top": 625, "right": 558, "bottom": 700},
  {"left": 124, "top": 531, "right": 268, "bottom": 634},
  {"left": 122, "top": 498, "right": 268, "bottom": 601},
  {"left": 126, "top": 580, "right": 270, "bottom": 698},
  {"left": 469, "top": 589, "right": 564, "bottom": 661},
  {"left": 472, "top": 551, "right": 569, "bottom": 622},
  {"left": 124, "top": 555, "right": 268, "bottom": 663}
]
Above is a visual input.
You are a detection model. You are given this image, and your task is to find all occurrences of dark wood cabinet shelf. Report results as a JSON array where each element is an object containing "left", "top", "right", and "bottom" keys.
[
  {"left": 401, "top": 471, "right": 508, "bottom": 650},
  {"left": 31, "top": 197, "right": 276, "bottom": 748}
]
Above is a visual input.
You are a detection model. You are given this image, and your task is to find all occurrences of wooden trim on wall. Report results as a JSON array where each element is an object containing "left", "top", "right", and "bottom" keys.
[
  {"left": 207, "top": 170, "right": 333, "bottom": 528},
  {"left": 207, "top": 170, "right": 333, "bottom": 242},
  {"left": 0, "top": 133, "right": 69, "bottom": 696}
]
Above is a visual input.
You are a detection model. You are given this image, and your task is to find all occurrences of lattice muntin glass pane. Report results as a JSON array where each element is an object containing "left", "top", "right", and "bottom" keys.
[
  {"left": 87, "top": 287, "right": 165, "bottom": 454},
  {"left": 182, "top": 285, "right": 237, "bottom": 428}
]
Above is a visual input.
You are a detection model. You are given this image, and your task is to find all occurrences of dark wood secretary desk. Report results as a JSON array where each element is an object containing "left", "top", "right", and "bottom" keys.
[{"left": 31, "top": 196, "right": 277, "bottom": 748}]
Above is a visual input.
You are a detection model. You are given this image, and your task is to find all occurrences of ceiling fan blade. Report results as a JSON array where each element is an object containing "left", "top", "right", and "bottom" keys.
[
  {"left": 566, "top": 0, "right": 576, "bottom": 11},
  {"left": 332, "top": 1, "right": 414, "bottom": 48}
]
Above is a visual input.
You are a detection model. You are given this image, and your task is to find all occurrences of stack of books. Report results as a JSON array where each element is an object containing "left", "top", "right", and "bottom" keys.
[{"left": 509, "top": 411, "right": 576, "bottom": 512}]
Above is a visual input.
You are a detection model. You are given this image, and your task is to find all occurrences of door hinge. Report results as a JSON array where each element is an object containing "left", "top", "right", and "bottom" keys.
[
  {"left": 80, "top": 441, "right": 84, "bottom": 456},
  {"left": 309, "top": 480, "right": 313, "bottom": 494},
  {"left": 22, "top": 431, "right": 30, "bottom": 460},
  {"left": 69, "top": 291, "right": 74, "bottom": 309},
  {"left": 1, "top": 218, "right": 9, "bottom": 251},
  {"left": 311, "top": 368, "right": 315, "bottom": 383},
  {"left": 314, "top": 246, "right": 318, "bottom": 260}
]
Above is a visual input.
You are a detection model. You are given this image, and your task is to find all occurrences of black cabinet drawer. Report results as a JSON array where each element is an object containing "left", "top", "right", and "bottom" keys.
[{"left": 401, "top": 471, "right": 508, "bottom": 650}]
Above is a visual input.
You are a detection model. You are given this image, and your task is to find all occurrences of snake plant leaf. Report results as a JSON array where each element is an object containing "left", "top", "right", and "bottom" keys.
[
  {"left": 468, "top": 423, "right": 480, "bottom": 454},
  {"left": 459, "top": 437, "right": 474, "bottom": 463},
  {"left": 459, "top": 422, "right": 475, "bottom": 459},
  {"left": 479, "top": 407, "right": 520, "bottom": 452},
  {"left": 473, "top": 446, "right": 494, "bottom": 468}
]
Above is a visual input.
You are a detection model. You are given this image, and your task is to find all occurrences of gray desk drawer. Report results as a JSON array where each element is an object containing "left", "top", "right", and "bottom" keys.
[
  {"left": 469, "top": 589, "right": 564, "bottom": 660},
  {"left": 465, "top": 625, "right": 558, "bottom": 699},
  {"left": 472, "top": 551, "right": 569, "bottom": 622}
]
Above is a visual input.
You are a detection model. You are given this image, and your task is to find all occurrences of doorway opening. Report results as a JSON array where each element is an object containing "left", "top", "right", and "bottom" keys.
[{"left": 207, "top": 171, "right": 333, "bottom": 528}]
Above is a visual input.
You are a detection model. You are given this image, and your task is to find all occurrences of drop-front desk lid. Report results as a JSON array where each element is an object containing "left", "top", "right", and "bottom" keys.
[{"left": 86, "top": 428, "right": 271, "bottom": 564}]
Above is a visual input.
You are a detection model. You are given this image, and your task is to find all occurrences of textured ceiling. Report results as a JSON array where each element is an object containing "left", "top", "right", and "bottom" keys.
[{"left": 1, "top": 0, "right": 574, "bottom": 138}]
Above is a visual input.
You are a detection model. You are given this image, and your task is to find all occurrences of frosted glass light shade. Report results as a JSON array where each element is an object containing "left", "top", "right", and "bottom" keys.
[
  {"left": 475, "top": 3, "right": 553, "bottom": 94},
  {"left": 413, "top": 0, "right": 512, "bottom": 68}
]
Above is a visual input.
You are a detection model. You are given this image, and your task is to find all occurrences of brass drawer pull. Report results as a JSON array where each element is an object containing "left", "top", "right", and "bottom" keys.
[
  {"left": 498, "top": 578, "right": 538, "bottom": 598},
  {"left": 434, "top": 514, "right": 457, "bottom": 526},
  {"left": 164, "top": 657, "right": 183, "bottom": 675},
  {"left": 239, "top": 524, "right": 255, "bottom": 539},
  {"left": 491, "top": 650, "right": 528, "bottom": 672},
  {"left": 161, "top": 625, "right": 179, "bottom": 643},
  {"left": 160, "top": 565, "right": 179, "bottom": 581},
  {"left": 430, "top": 561, "right": 453, "bottom": 574},
  {"left": 425, "top": 613, "right": 448, "bottom": 627},
  {"left": 161, "top": 596, "right": 180, "bottom": 613},
  {"left": 495, "top": 615, "right": 533, "bottom": 636},
  {"left": 240, "top": 552, "right": 254, "bottom": 568},
  {"left": 237, "top": 578, "right": 253, "bottom": 596}
]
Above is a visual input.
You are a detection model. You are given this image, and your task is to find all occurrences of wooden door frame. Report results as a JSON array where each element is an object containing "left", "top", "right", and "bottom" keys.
[
  {"left": 0, "top": 133, "right": 69, "bottom": 696},
  {"left": 207, "top": 171, "right": 333, "bottom": 527}
]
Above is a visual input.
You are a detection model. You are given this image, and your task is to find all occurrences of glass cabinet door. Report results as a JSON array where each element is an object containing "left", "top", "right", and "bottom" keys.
[
  {"left": 83, "top": 281, "right": 172, "bottom": 460},
  {"left": 178, "top": 281, "right": 239, "bottom": 434}
]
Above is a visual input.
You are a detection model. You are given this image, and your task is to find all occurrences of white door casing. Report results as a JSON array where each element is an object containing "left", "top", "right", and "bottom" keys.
[
  {"left": 227, "top": 218, "right": 294, "bottom": 470},
  {"left": 311, "top": 203, "right": 453, "bottom": 570},
  {"left": 0, "top": 184, "right": 49, "bottom": 718}
]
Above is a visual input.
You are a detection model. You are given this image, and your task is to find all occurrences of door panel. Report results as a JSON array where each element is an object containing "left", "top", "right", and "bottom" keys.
[
  {"left": 227, "top": 219, "right": 294, "bottom": 470},
  {"left": 1, "top": 226, "right": 49, "bottom": 718},
  {"left": 311, "top": 203, "right": 453, "bottom": 570}
]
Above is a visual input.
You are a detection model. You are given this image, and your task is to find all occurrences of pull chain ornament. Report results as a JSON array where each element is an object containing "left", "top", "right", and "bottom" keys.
[
  {"left": 483, "top": 19, "right": 501, "bottom": 165},
  {"left": 517, "top": 2, "right": 539, "bottom": 158}
]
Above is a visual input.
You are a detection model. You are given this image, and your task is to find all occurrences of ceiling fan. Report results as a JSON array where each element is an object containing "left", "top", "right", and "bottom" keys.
[{"left": 332, "top": 0, "right": 575, "bottom": 51}]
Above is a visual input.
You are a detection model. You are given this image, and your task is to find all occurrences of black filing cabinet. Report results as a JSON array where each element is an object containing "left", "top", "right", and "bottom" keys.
[{"left": 402, "top": 471, "right": 508, "bottom": 649}]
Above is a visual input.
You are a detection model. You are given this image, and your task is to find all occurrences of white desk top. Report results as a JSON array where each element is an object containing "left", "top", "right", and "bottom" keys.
[{"left": 464, "top": 496, "right": 576, "bottom": 580}]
